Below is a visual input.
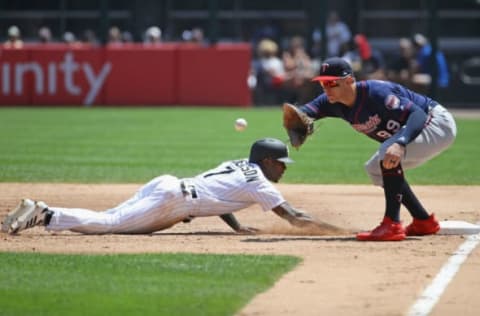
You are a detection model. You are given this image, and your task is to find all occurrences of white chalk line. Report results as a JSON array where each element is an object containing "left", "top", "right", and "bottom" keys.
[{"left": 407, "top": 228, "right": 480, "bottom": 316}]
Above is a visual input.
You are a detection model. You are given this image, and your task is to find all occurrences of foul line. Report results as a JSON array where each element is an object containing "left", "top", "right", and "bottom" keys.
[{"left": 407, "top": 228, "right": 480, "bottom": 316}]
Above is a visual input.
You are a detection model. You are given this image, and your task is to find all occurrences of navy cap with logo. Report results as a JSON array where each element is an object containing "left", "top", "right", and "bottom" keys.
[{"left": 312, "top": 57, "right": 353, "bottom": 82}]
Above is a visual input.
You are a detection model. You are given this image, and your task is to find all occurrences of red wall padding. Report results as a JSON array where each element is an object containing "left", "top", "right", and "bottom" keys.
[
  {"left": 177, "top": 43, "right": 251, "bottom": 106},
  {"left": 0, "top": 43, "right": 251, "bottom": 107}
]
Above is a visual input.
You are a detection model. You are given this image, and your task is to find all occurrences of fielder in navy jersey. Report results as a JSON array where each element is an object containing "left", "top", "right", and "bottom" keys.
[{"left": 298, "top": 57, "right": 456, "bottom": 241}]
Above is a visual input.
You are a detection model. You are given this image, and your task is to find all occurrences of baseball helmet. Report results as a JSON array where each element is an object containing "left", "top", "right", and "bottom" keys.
[{"left": 249, "top": 138, "right": 294, "bottom": 164}]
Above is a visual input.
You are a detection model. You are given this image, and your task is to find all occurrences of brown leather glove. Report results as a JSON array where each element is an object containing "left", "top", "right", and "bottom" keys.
[{"left": 283, "top": 103, "right": 314, "bottom": 149}]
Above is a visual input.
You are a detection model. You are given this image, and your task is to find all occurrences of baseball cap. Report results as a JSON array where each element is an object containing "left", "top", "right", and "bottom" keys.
[
  {"left": 146, "top": 26, "right": 162, "bottom": 40},
  {"left": 249, "top": 138, "right": 294, "bottom": 164},
  {"left": 257, "top": 39, "right": 279, "bottom": 55},
  {"left": 8, "top": 25, "right": 20, "bottom": 37},
  {"left": 312, "top": 57, "right": 353, "bottom": 82}
]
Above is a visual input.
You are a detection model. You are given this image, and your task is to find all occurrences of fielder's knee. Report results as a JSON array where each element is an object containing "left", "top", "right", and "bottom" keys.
[{"left": 365, "top": 160, "right": 383, "bottom": 187}]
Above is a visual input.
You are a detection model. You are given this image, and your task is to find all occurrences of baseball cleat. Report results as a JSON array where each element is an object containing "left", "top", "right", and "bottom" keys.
[
  {"left": 405, "top": 213, "right": 440, "bottom": 236},
  {"left": 9, "top": 201, "right": 49, "bottom": 234},
  {"left": 1, "top": 199, "right": 36, "bottom": 233},
  {"left": 356, "top": 216, "right": 406, "bottom": 241}
]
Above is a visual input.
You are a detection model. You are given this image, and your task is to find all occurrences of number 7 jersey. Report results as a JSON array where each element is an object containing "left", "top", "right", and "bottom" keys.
[
  {"left": 301, "top": 80, "right": 438, "bottom": 142},
  {"left": 184, "top": 159, "right": 286, "bottom": 217}
]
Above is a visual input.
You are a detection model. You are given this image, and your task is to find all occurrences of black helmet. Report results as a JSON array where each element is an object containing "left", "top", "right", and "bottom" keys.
[{"left": 249, "top": 138, "right": 294, "bottom": 164}]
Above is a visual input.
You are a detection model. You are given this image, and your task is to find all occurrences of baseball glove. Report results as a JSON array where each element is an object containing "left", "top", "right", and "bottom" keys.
[{"left": 283, "top": 103, "right": 314, "bottom": 149}]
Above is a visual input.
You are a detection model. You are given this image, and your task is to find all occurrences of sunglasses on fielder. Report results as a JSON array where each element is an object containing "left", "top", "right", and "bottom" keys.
[{"left": 319, "top": 75, "right": 351, "bottom": 88}]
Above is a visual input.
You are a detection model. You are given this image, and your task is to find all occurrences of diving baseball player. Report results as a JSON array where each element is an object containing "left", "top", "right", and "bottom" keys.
[
  {"left": 283, "top": 57, "right": 456, "bottom": 241},
  {"left": 2, "top": 138, "right": 341, "bottom": 235}
]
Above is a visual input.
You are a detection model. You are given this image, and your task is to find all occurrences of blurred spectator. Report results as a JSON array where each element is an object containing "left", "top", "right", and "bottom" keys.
[
  {"left": 182, "top": 27, "right": 206, "bottom": 45},
  {"left": 144, "top": 26, "right": 162, "bottom": 45},
  {"left": 412, "top": 33, "right": 450, "bottom": 88},
  {"left": 182, "top": 30, "right": 193, "bottom": 41},
  {"left": 312, "top": 11, "right": 351, "bottom": 58},
  {"left": 282, "top": 36, "right": 316, "bottom": 103},
  {"left": 387, "top": 37, "right": 417, "bottom": 88},
  {"left": 63, "top": 31, "right": 83, "bottom": 48},
  {"left": 250, "top": 39, "right": 286, "bottom": 105},
  {"left": 191, "top": 27, "right": 206, "bottom": 44},
  {"left": 122, "top": 31, "right": 134, "bottom": 43},
  {"left": 38, "top": 26, "right": 53, "bottom": 43},
  {"left": 3, "top": 25, "right": 24, "bottom": 49},
  {"left": 342, "top": 34, "right": 386, "bottom": 80},
  {"left": 63, "top": 31, "right": 75, "bottom": 43},
  {"left": 82, "top": 29, "right": 100, "bottom": 46},
  {"left": 108, "top": 26, "right": 123, "bottom": 45}
]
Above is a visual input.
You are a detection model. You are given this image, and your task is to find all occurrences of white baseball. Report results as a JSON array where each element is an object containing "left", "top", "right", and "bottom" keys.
[{"left": 234, "top": 118, "right": 248, "bottom": 131}]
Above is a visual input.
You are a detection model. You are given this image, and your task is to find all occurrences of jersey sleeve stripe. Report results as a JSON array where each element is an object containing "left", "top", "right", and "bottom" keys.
[{"left": 305, "top": 103, "right": 320, "bottom": 115}]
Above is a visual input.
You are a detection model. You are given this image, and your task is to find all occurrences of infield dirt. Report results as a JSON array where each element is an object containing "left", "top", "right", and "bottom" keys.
[{"left": 1, "top": 183, "right": 479, "bottom": 316}]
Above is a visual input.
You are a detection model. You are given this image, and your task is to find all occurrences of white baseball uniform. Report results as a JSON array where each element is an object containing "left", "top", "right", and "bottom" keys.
[{"left": 46, "top": 159, "right": 285, "bottom": 234}]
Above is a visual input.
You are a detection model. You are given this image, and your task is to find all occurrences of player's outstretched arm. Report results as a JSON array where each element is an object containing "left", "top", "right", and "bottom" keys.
[
  {"left": 272, "top": 202, "right": 345, "bottom": 234},
  {"left": 219, "top": 213, "right": 258, "bottom": 234},
  {"left": 272, "top": 202, "right": 316, "bottom": 227}
]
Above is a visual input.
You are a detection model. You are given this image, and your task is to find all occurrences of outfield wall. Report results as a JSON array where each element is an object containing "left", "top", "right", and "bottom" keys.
[{"left": 0, "top": 43, "right": 252, "bottom": 107}]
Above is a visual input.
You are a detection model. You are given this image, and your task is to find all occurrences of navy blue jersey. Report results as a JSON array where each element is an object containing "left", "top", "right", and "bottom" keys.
[{"left": 301, "top": 80, "right": 437, "bottom": 144}]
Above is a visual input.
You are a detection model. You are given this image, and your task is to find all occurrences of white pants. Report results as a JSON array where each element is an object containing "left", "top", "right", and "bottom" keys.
[
  {"left": 47, "top": 175, "right": 192, "bottom": 234},
  {"left": 365, "top": 105, "right": 457, "bottom": 186}
]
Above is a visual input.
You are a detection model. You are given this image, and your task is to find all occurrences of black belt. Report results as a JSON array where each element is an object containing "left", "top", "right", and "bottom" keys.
[
  {"left": 180, "top": 180, "right": 198, "bottom": 199},
  {"left": 427, "top": 101, "right": 439, "bottom": 112},
  {"left": 424, "top": 112, "right": 433, "bottom": 127},
  {"left": 425, "top": 102, "right": 440, "bottom": 126}
]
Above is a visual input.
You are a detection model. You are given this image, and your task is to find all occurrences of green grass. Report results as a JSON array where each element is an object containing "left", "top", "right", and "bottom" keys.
[
  {"left": 0, "top": 107, "right": 476, "bottom": 316},
  {"left": 0, "top": 252, "right": 300, "bottom": 316},
  {"left": 0, "top": 107, "right": 478, "bottom": 184}
]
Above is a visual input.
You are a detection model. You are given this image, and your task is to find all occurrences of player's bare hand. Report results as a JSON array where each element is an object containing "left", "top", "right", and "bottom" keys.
[
  {"left": 235, "top": 226, "right": 260, "bottom": 235},
  {"left": 383, "top": 143, "right": 405, "bottom": 169}
]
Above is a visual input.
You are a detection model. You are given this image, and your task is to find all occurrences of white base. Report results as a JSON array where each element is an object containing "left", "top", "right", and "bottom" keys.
[{"left": 438, "top": 220, "right": 480, "bottom": 235}]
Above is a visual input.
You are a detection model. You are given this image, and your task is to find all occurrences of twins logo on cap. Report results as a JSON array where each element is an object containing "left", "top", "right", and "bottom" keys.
[
  {"left": 321, "top": 63, "right": 329, "bottom": 74},
  {"left": 312, "top": 57, "right": 353, "bottom": 82}
]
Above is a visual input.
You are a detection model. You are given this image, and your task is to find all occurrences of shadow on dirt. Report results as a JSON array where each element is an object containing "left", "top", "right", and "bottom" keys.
[{"left": 242, "top": 236, "right": 357, "bottom": 242}]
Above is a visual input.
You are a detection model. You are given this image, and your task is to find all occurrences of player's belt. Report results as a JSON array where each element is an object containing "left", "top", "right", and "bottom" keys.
[
  {"left": 180, "top": 180, "right": 198, "bottom": 199},
  {"left": 427, "top": 101, "right": 439, "bottom": 112},
  {"left": 424, "top": 113, "right": 433, "bottom": 127},
  {"left": 425, "top": 102, "right": 439, "bottom": 127}
]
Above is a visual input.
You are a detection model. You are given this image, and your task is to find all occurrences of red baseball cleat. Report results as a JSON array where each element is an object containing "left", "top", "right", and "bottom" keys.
[
  {"left": 405, "top": 213, "right": 440, "bottom": 236},
  {"left": 356, "top": 217, "right": 406, "bottom": 241}
]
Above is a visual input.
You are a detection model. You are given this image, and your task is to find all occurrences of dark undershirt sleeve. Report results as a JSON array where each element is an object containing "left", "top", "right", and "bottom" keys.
[{"left": 394, "top": 106, "right": 428, "bottom": 146}]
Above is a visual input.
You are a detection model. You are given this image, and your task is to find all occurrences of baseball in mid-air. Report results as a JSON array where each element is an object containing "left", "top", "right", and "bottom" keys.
[{"left": 234, "top": 118, "right": 248, "bottom": 131}]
